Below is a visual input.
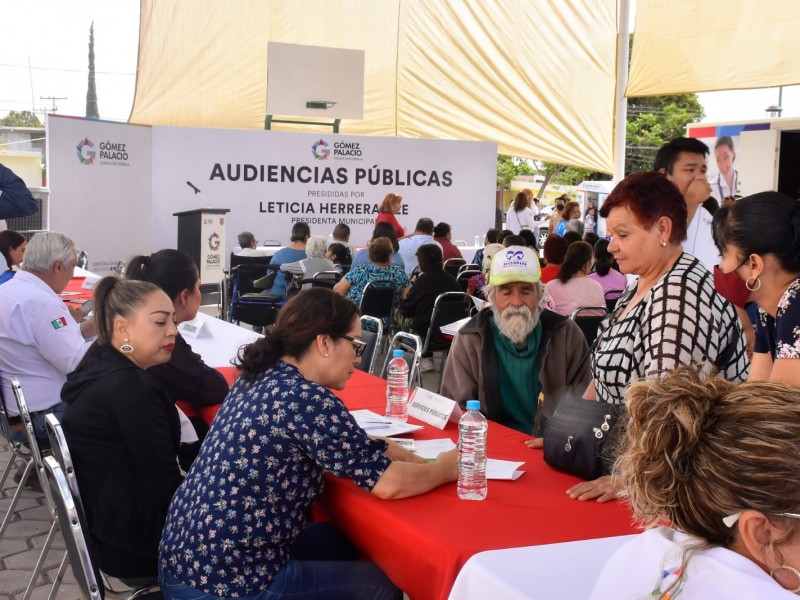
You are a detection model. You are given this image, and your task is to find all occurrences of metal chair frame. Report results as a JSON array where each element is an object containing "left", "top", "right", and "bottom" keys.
[
  {"left": 357, "top": 316, "right": 383, "bottom": 375},
  {"left": 569, "top": 306, "right": 609, "bottom": 347},
  {"left": 381, "top": 331, "right": 423, "bottom": 390},
  {"left": 0, "top": 387, "right": 34, "bottom": 540},
  {"left": 358, "top": 280, "right": 397, "bottom": 334}
]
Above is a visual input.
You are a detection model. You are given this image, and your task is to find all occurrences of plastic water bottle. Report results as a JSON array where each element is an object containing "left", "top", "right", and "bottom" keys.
[
  {"left": 474, "top": 234, "right": 481, "bottom": 246},
  {"left": 458, "top": 400, "right": 488, "bottom": 500},
  {"left": 385, "top": 349, "right": 409, "bottom": 422}
]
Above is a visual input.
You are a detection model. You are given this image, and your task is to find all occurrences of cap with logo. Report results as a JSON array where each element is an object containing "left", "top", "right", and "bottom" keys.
[{"left": 489, "top": 246, "right": 541, "bottom": 286}]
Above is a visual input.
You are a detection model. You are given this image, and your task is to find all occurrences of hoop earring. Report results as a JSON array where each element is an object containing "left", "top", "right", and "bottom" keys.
[
  {"left": 120, "top": 339, "right": 134, "bottom": 353},
  {"left": 770, "top": 565, "right": 800, "bottom": 593},
  {"left": 745, "top": 276, "right": 761, "bottom": 292}
]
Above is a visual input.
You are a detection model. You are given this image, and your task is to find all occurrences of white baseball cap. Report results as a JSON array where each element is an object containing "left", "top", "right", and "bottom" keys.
[{"left": 489, "top": 246, "right": 541, "bottom": 286}]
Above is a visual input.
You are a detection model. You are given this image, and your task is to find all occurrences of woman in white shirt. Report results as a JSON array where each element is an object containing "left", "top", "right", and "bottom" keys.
[
  {"left": 591, "top": 369, "right": 800, "bottom": 599},
  {"left": 506, "top": 191, "right": 536, "bottom": 235}
]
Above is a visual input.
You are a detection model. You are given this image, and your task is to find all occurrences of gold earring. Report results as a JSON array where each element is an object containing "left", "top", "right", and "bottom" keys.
[
  {"left": 120, "top": 339, "right": 134, "bottom": 353},
  {"left": 660, "top": 240, "right": 667, "bottom": 248},
  {"left": 324, "top": 352, "right": 329, "bottom": 358},
  {"left": 770, "top": 565, "right": 800, "bottom": 593},
  {"left": 745, "top": 276, "right": 761, "bottom": 292}
]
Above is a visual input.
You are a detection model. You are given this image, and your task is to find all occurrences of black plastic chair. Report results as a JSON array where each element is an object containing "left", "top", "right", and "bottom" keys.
[
  {"left": 359, "top": 280, "right": 397, "bottom": 331},
  {"left": 604, "top": 289, "right": 624, "bottom": 313},
  {"left": 420, "top": 292, "right": 472, "bottom": 391},
  {"left": 456, "top": 269, "right": 479, "bottom": 293},
  {"left": 569, "top": 306, "right": 609, "bottom": 346},
  {"left": 443, "top": 258, "right": 466, "bottom": 278}
]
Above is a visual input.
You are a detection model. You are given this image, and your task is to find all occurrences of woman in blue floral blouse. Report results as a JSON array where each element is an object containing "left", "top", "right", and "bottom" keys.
[
  {"left": 714, "top": 191, "right": 800, "bottom": 386},
  {"left": 334, "top": 236, "right": 410, "bottom": 324},
  {"left": 159, "top": 288, "right": 457, "bottom": 600}
]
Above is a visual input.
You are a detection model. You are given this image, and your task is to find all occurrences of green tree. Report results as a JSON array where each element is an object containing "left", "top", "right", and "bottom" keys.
[
  {"left": 625, "top": 94, "right": 704, "bottom": 174},
  {"left": 496, "top": 154, "right": 535, "bottom": 189},
  {"left": 0, "top": 111, "right": 43, "bottom": 127},
  {"left": 86, "top": 22, "right": 99, "bottom": 118}
]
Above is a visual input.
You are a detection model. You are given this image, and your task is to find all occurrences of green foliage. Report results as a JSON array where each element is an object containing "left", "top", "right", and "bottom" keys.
[
  {"left": 625, "top": 94, "right": 704, "bottom": 174},
  {"left": 0, "top": 110, "right": 43, "bottom": 128},
  {"left": 496, "top": 154, "right": 534, "bottom": 188}
]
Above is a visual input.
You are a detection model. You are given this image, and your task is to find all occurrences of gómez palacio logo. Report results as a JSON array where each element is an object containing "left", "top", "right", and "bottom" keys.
[{"left": 76, "top": 137, "right": 95, "bottom": 165}]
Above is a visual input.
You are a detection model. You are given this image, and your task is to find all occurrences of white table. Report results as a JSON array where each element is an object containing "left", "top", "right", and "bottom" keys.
[{"left": 447, "top": 534, "right": 636, "bottom": 600}]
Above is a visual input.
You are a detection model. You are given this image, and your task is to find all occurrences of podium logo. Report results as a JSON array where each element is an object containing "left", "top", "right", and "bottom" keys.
[
  {"left": 76, "top": 137, "right": 95, "bottom": 165},
  {"left": 208, "top": 232, "right": 221, "bottom": 251},
  {"left": 311, "top": 139, "right": 330, "bottom": 160}
]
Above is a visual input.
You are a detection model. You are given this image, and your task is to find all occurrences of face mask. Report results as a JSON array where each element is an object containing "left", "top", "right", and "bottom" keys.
[{"left": 714, "top": 265, "right": 750, "bottom": 308}]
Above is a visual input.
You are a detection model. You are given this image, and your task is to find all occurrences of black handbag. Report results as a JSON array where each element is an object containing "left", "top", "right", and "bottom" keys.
[{"left": 542, "top": 389, "right": 625, "bottom": 481}]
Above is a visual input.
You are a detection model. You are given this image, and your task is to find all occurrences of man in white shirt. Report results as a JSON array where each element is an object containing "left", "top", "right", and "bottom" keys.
[
  {"left": 654, "top": 137, "right": 718, "bottom": 271},
  {"left": 236, "top": 231, "right": 271, "bottom": 257},
  {"left": 397, "top": 218, "right": 442, "bottom": 276},
  {"left": 0, "top": 231, "right": 95, "bottom": 447}
]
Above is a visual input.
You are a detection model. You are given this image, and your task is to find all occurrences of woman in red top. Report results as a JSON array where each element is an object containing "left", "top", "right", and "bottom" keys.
[
  {"left": 540, "top": 234, "right": 568, "bottom": 283},
  {"left": 375, "top": 193, "right": 405, "bottom": 239}
]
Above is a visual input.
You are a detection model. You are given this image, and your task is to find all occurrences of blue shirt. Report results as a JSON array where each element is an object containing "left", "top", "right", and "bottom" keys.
[
  {"left": 267, "top": 248, "right": 306, "bottom": 297},
  {"left": 351, "top": 248, "right": 405, "bottom": 269},
  {"left": 159, "top": 361, "right": 390, "bottom": 597}
]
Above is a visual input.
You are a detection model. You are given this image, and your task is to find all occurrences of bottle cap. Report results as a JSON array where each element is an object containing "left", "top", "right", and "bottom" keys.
[
  {"left": 392, "top": 349, "right": 403, "bottom": 358},
  {"left": 466, "top": 400, "right": 480, "bottom": 411}
]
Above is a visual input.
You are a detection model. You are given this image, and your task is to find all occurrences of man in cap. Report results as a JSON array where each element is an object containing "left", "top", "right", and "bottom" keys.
[{"left": 441, "top": 246, "right": 591, "bottom": 437}]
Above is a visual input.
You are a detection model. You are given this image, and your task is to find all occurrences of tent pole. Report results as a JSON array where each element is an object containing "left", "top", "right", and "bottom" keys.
[{"left": 614, "top": 0, "right": 632, "bottom": 183}]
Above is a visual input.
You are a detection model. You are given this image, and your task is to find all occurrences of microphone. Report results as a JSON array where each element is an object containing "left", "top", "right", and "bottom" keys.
[{"left": 186, "top": 180, "right": 211, "bottom": 208}]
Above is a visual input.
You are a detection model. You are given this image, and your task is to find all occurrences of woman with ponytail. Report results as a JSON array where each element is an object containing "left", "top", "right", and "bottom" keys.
[
  {"left": 592, "top": 368, "right": 800, "bottom": 598},
  {"left": 544, "top": 241, "right": 605, "bottom": 316},
  {"left": 713, "top": 191, "right": 800, "bottom": 386},
  {"left": 160, "top": 288, "right": 457, "bottom": 600},
  {"left": 588, "top": 238, "right": 626, "bottom": 301},
  {"left": 61, "top": 276, "right": 182, "bottom": 583}
]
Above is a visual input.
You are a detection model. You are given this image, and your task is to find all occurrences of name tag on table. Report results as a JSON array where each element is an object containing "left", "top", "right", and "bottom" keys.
[
  {"left": 178, "top": 318, "right": 205, "bottom": 339},
  {"left": 408, "top": 388, "right": 461, "bottom": 429},
  {"left": 81, "top": 276, "right": 100, "bottom": 290}
]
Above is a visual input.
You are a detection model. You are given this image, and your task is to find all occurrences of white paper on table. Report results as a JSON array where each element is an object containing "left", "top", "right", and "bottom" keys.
[
  {"left": 414, "top": 438, "right": 456, "bottom": 459},
  {"left": 415, "top": 439, "right": 525, "bottom": 480},
  {"left": 440, "top": 317, "right": 471, "bottom": 337},
  {"left": 487, "top": 459, "right": 525, "bottom": 480},
  {"left": 350, "top": 409, "right": 424, "bottom": 437},
  {"left": 471, "top": 296, "right": 491, "bottom": 311},
  {"left": 175, "top": 406, "right": 199, "bottom": 444}
]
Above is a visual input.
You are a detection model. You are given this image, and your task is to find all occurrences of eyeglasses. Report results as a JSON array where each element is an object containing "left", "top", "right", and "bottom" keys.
[
  {"left": 340, "top": 334, "right": 367, "bottom": 357},
  {"left": 723, "top": 511, "right": 800, "bottom": 528}
]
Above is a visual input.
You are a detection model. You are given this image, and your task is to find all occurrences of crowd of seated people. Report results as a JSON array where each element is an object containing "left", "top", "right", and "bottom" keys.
[{"left": 4, "top": 170, "right": 800, "bottom": 600}]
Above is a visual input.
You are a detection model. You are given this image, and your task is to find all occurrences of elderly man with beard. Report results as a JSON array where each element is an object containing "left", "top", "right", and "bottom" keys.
[{"left": 441, "top": 246, "right": 591, "bottom": 437}]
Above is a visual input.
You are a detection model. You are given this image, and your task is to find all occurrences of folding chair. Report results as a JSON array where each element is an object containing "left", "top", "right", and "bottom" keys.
[
  {"left": 359, "top": 280, "right": 397, "bottom": 333},
  {"left": 453, "top": 240, "right": 468, "bottom": 248},
  {"left": 12, "top": 378, "right": 60, "bottom": 600},
  {"left": 356, "top": 316, "right": 383, "bottom": 375},
  {"left": 419, "top": 292, "right": 472, "bottom": 391},
  {"left": 570, "top": 306, "right": 609, "bottom": 346},
  {"left": 0, "top": 387, "right": 35, "bottom": 540},
  {"left": 443, "top": 258, "right": 466, "bottom": 278},
  {"left": 42, "top": 456, "right": 102, "bottom": 600},
  {"left": 294, "top": 270, "right": 343, "bottom": 291},
  {"left": 456, "top": 269, "right": 479, "bottom": 293},
  {"left": 604, "top": 289, "right": 624, "bottom": 313},
  {"left": 44, "top": 415, "right": 158, "bottom": 600},
  {"left": 380, "top": 331, "right": 423, "bottom": 390}
]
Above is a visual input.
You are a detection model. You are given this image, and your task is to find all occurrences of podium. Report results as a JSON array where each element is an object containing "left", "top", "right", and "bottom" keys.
[{"left": 173, "top": 208, "right": 230, "bottom": 288}]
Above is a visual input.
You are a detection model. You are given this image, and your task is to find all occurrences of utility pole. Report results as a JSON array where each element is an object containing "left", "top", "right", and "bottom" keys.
[{"left": 40, "top": 95, "right": 67, "bottom": 113}]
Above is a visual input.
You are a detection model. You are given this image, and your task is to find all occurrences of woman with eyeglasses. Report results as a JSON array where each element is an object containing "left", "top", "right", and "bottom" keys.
[
  {"left": 592, "top": 368, "right": 800, "bottom": 599},
  {"left": 713, "top": 191, "right": 800, "bottom": 387},
  {"left": 159, "top": 288, "right": 457, "bottom": 600}
]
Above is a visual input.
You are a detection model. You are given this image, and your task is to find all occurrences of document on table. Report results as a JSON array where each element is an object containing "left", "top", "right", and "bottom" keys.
[
  {"left": 440, "top": 317, "right": 471, "bottom": 337},
  {"left": 414, "top": 439, "right": 525, "bottom": 480},
  {"left": 350, "top": 409, "right": 424, "bottom": 437}
]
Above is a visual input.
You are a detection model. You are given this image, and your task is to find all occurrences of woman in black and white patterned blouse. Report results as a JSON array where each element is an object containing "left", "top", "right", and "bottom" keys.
[{"left": 567, "top": 172, "right": 749, "bottom": 503}]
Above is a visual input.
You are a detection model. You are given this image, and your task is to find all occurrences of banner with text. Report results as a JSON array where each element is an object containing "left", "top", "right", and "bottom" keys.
[{"left": 151, "top": 127, "right": 496, "bottom": 250}]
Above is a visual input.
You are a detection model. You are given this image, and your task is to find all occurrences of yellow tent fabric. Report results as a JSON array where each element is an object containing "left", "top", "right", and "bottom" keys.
[
  {"left": 130, "top": 0, "right": 618, "bottom": 173},
  {"left": 628, "top": 0, "right": 800, "bottom": 97}
]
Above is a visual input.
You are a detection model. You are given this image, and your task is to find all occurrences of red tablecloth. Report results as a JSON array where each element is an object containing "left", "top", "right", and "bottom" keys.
[
  {"left": 61, "top": 276, "right": 94, "bottom": 302},
  {"left": 318, "top": 373, "right": 637, "bottom": 600}
]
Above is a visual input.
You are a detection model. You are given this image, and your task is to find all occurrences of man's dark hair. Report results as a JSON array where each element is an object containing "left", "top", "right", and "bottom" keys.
[
  {"left": 415, "top": 218, "right": 434, "bottom": 235},
  {"left": 416, "top": 243, "right": 444, "bottom": 273},
  {"left": 433, "top": 222, "right": 451, "bottom": 238},
  {"left": 502, "top": 234, "right": 525, "bottom": 248},
  {"left": 290, "top": 221, "right": 311, "bottom": 242},
  {"left": 653, "top": 137, "right": 710, "bottom": 175},
  {"left": 332, "top": 223, "right": 350, "bottom": 240}
]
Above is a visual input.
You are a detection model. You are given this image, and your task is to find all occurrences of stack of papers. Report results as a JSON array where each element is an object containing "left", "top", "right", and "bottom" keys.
[
  {"left": 350, "top": 409, "right": 423, "bottom": 437},
  {"left": 414, "top": 439, "right": 525, "bottom": 480}
]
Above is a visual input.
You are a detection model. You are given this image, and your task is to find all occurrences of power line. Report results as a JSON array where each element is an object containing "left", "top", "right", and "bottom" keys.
[{"left": 0, "top": 61, "right": 134, "bottom": 76}]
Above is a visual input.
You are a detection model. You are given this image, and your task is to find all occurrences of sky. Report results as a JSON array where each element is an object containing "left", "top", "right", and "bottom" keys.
[{"left": 1, "top": 1, "right": 798, "bottom": 127}]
